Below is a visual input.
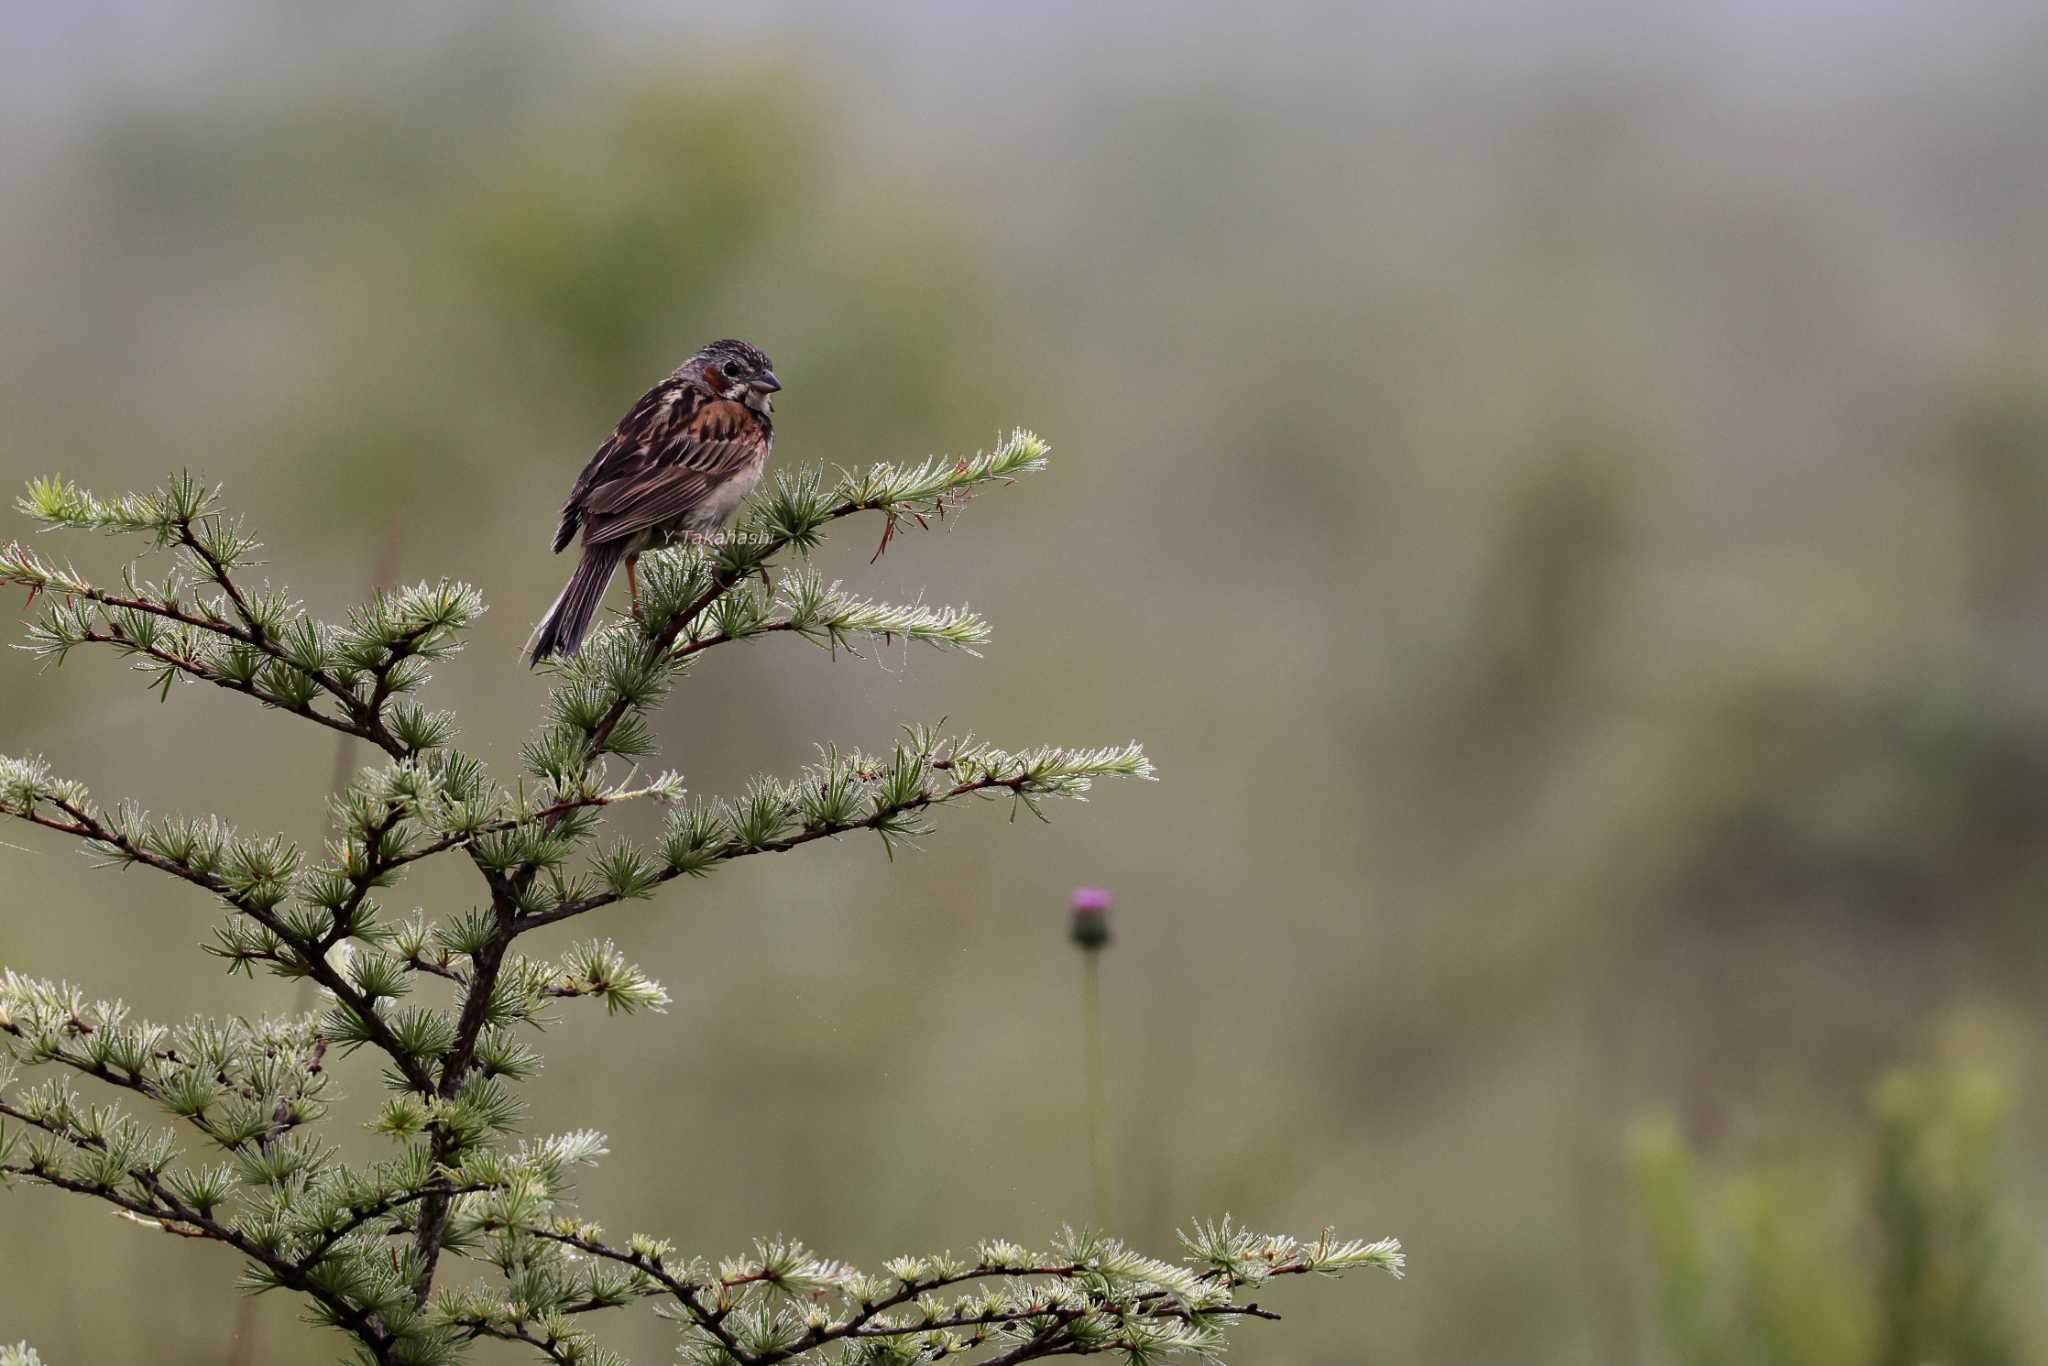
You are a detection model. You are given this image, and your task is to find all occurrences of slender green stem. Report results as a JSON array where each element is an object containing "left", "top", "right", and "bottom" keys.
[{"left": 1081, "top": 949, "right": 1112, "bottom": 1229}]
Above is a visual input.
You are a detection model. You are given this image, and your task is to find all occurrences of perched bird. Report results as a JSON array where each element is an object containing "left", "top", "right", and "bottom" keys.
[{"left": 526, "top": 339, "right": 780, "bottom": 665}]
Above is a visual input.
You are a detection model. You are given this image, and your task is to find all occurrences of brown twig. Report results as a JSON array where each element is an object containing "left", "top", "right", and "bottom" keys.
[
  {"left": 0, "top": 1097, "right": 401, "bottom": 1362},
  {"left": 2, "top": 796, "right": 435, "bottom": 1095},
  {"left": 513, "top": 770, "right": 1052, "bottom": 934}
]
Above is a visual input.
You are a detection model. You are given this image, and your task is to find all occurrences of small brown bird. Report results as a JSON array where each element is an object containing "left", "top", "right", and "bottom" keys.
[{"left": 526, "top": 339, "right": 780, "bottom": 665}]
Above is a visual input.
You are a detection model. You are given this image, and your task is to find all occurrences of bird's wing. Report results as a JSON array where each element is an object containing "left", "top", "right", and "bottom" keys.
[
  {"left": 552, "top": 380, "right": 684, "bottom": 551},
  {"left": 578, "top": 396, "right": 767, "bottom": 546}
]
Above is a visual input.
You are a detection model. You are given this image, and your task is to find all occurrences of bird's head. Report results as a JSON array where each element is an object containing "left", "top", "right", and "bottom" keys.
[{"left": 688, "top": 338, "right": 781, "bottom": 415}]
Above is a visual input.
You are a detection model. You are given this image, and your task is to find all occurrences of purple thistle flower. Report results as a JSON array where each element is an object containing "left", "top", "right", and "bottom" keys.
[{"left": 1070, "top": 886, "right": 1112, "bottom": 950}]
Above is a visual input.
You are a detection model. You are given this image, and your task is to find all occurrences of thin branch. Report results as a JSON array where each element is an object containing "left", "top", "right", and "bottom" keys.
[
  {"left": 2, "top": 796, "right": 435, "bottom": 1095},
  {"left": 386, "top": 783, "right": 675, "bottom": 876},
  {"left": 508, "top": 1227, "right": 1280, "bottom": 1366},
  {"left": 515, "top": 769, "right": 1061, "bottom": 935},
  {"left": 452, "top": 1319, "right": 577, "bottom": 1364},
  {"left": 65, "top": 624, "right": 390, "bottom": 748},
  {"left": 670, "top": 618, "right": 802, "bottom": 658},
  {"left": 317, "top": 800, "right": 410, "bottom": 951},
  {"left": 172, "top": 522, "right": 264, "bottom": 637},
  {"left": 406, "top": 895, "right": 516, "bottom": 1302},
  {"left": 168, "top": 520, "right": 398, "bottom": 734},
  {"left": 839, "top": 1299, "right": 1281, "bottom": 1341},
  {"left": 0, "top": 1098, "right": 400, "bottom": 1361},
  {"left": 400, "top": 954, "right": 467, "bottom": 987},
  {"left": 44, "top": 554, "right": 365, "bottom": 725},
  {"left": 296, "top": 1181, "right": 489, "bottom": 1270},
  {"left": 522, "top": 1228, "right": 763, "bottom": 1364},
  {"left": 977, "top": 1318, "right": 1084, "bottom": 1366},
  {"left": 760, "top": 1271, "right": 1278, "bottom": 1362},
  {"left": 0, "top": 1016, "right": 309, "bottom": 1156},
  {"left": 362, "top": 619, "right": 438, "bottom": 720}
]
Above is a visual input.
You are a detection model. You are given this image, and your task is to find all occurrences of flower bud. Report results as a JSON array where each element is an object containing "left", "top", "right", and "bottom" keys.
[{"left": 1069, "top": 886, "right": 1112, "bottom": 950}]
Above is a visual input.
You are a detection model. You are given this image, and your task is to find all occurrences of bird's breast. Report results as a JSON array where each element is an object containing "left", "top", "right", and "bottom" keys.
[{"left": 685, "top": 445, "right": 769, "bottom": 532}]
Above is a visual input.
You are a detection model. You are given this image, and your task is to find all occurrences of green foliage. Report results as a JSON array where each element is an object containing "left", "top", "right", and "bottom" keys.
[
  {"left": 1632, "top": 1059, "right": 2033, "bottom": 1366},
  {"left": 1871, "top": 1068, "right": 2022, "bottom": 1366},
  {"left": 0, "top": 450, "right": 1395, "bottom": 1364}
]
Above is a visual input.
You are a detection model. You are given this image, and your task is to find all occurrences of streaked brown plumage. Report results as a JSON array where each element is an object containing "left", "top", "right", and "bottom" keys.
[{"left": 526, "top": 339, "right": 779, "bottom": 665}]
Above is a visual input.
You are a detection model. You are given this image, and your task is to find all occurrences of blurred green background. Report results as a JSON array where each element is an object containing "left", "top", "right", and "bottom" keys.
[{"left": 4, "top": 4, "right": 2048, "bottom": 1362}]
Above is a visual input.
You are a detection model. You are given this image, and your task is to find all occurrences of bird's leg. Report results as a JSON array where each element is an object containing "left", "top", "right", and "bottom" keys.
[{"left": 626, "top": 554, "right": 641, "bottom": 619}]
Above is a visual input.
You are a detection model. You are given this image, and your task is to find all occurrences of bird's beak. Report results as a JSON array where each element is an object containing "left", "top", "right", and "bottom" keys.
[{"left": 751, "top": 371, "right": 782, "bottom": 394}]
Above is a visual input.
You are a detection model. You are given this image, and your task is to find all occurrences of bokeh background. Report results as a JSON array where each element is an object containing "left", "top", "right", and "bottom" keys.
[{"left": 4, "top": 4, "right": 2048, "bottom": 1363}]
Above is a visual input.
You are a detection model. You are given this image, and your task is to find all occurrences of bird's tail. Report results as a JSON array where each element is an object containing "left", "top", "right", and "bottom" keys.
[{"left": 525, "top": 543, "right": 627, "bottom": 667}]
